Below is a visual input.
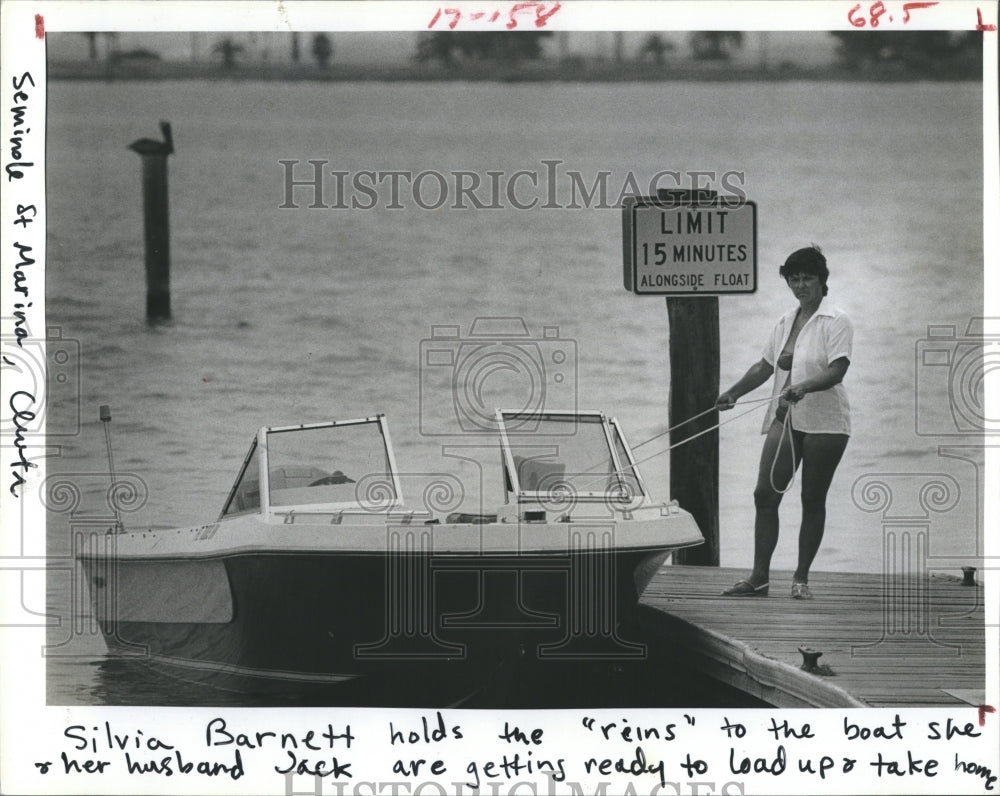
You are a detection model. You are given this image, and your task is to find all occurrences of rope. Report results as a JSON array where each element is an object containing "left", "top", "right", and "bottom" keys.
[
  {"left": 570, "top": 394, "right": 779, "bottom": 493},
  {"left": 631, "top": 395, "right": 775, "bottom": 468},
  {"left": 629, "top": 405, "right": 718, "bottom": 451},
  {"left": 769, "top": 404, "right": 799, "bottom": 494}
]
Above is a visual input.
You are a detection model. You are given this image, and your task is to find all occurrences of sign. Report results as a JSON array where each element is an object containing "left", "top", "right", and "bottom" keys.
[{"left": 622, "top": 193, "right": 757, "bottom": 295}]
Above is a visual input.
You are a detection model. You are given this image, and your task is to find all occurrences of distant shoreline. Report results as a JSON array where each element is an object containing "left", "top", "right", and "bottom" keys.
[{"left": 48, "top": 58, "right": 982, "bottom": 83}]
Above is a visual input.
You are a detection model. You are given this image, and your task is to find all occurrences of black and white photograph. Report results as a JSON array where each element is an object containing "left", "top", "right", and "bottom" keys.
[{"left": 1, "top": 1, "right": 998, "bottom": 793}]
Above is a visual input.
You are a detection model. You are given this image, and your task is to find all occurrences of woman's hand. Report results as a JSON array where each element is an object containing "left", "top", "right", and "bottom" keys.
[
  {"left": 716, "top": 359, "right": 774, "bottom": 412},
  {"left": 782, "top": 384, "right": 807, "bottom": 404},
  {"left": 716, "top": 392, "right": 737, "bottom": 411},
  {"left": 782, "top": 359, "right": 850, "bottom": 405}
]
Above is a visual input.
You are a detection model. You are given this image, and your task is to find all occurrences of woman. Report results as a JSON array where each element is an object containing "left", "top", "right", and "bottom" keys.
[{"left": 715, "top": 246, "right": 853, "bottom": 599}]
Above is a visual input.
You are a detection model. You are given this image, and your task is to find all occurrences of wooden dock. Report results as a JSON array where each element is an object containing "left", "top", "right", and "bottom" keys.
[{"left": 638, "top": 565, "right": 986, "bottom": 708}]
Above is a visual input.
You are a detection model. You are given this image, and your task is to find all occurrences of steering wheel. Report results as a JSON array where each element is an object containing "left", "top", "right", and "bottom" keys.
[{"left": 308, "top": 471, "right": 352, "bottom": 487}]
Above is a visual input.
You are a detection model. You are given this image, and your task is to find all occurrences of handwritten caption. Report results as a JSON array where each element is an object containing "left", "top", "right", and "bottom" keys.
[
  {"left": 30, "top": 709, "right": 999, "bottom": 793},
  {"left": 5, "top": 70, "right": 39, "bottom": 498}
]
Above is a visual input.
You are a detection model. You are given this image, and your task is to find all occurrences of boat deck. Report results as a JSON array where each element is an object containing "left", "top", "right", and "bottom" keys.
[{"left": 638, "top": 565, "right": 986, "bottom": 708}]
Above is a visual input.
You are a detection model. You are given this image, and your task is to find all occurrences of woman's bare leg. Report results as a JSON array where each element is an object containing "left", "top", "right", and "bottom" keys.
[
  {"left": 749, "top": 420, "right": 800, "bottom": 585},
  {"left": 793, "top": 433, "right": 849, "bottom": 583}
]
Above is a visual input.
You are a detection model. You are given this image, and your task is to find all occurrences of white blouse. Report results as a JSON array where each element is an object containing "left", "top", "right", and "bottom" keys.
[{"left": 761, "top": 301, "right": 853, "bottom": 434}]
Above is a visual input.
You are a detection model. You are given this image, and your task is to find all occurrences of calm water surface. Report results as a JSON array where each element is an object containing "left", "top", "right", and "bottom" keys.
[{"left": 41, "top": 79, "right": 984, "bottom": 704}]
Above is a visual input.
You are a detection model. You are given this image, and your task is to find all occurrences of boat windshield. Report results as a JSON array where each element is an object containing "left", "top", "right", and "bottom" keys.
[
  {"left": 220, "top": 416, "right": 400, "bottom": 516},
  {"left": 498, "top": 412, "right": 645, "bottom": 502},
  {"left": 266, "top": 419, "right": 398, "bottom": 509},
  {"left": 221, "top": 438, "right": 261, "bottom": 517}
]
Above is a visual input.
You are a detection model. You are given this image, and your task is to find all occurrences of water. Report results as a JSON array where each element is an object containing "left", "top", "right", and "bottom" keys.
[{"left": 41, "top": 78, "right": 984, "bottom": 704}]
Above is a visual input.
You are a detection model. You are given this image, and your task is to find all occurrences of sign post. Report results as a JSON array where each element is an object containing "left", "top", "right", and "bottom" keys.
[
  {"left": 665, "top": 296, "right": 720, "bottom": 566},
  {"left": 622, "top": 189, "right": 757, "bottom": 567}
]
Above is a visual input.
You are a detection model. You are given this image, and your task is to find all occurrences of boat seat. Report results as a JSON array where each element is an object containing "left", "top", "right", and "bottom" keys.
[
  {"left": 445, "top": 512, "right": 498, "bottom": 524},
  {"left": 513, "top": 456, "right": 565, "bottom": 492}
]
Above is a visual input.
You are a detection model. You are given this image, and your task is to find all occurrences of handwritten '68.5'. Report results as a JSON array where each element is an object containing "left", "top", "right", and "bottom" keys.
[{"left": 847, "top": 1, "right": 937, "bottom": 27}]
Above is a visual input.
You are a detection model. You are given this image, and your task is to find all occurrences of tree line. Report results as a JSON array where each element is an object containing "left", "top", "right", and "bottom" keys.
[{"left": 76, "top": 30, "right": 983, "bottom": 75}]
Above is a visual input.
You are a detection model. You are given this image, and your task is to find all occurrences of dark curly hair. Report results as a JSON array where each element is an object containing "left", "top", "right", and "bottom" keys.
[{"left": 779, "top": 245, "right": 829, "bottom": 296}]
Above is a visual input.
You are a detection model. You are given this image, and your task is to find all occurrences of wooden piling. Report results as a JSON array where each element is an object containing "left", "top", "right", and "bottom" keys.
[
  {"left": 129, "top": 121, "right": 174, "bottom": 321},
  {"left": 139, "top": 156, "right": 170, "bottom": 319},
  {"left": 667, "top": 296, "right": 720, "bottom": 566}
]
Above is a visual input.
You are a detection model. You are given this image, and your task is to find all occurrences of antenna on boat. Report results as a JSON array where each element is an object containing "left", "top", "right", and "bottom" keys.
[{"left": 100, "top": 405, "right": 124, "bottom": 533}]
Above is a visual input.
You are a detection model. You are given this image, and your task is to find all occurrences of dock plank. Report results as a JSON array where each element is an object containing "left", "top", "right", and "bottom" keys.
[{"left": 638, "top": 565, "right": 985, "bottom": 708}]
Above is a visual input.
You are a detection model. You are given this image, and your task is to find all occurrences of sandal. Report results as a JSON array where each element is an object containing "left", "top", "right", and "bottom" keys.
[
  {"left": 721, "top": 579, "right": 769, "bottom": 597},
  {"left": 791, "top": 582, "right": 813, "bottom": 600}
]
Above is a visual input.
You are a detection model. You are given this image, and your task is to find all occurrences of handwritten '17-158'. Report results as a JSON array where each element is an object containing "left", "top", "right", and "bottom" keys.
[{"left": 428, "top": 2, "right": 562, "bottom": 30}]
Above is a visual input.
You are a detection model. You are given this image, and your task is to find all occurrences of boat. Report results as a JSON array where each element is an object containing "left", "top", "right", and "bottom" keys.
[{"left": 77, "top": 409, "right": 703, "bottom": 700}]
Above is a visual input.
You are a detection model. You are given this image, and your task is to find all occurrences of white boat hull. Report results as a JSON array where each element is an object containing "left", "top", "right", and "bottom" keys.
[{"left": 78, "top": 509, "right": 703, "bottom": 688}]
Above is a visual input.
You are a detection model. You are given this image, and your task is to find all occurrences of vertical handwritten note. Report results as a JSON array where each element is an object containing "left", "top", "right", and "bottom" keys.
[{"left": 5, "top": 68, "right": 40, "bottom": 498}]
